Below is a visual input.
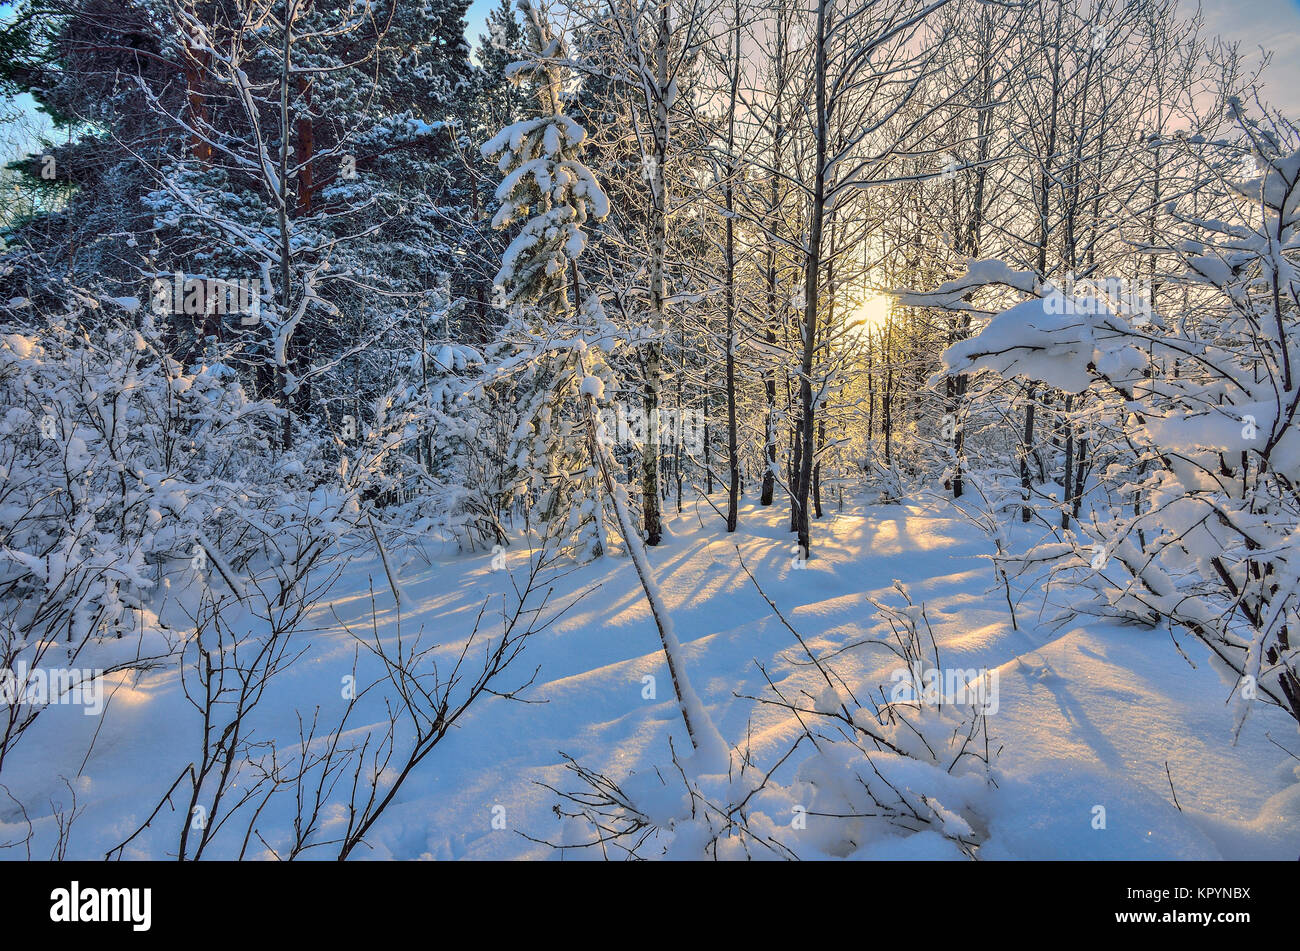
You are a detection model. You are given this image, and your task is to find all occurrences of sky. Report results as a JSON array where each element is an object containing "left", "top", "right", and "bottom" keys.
[
  {"left": 1199, "top": 0, "right": 1300, "bottom": 115},
  {"left": 467, "top": 0, "right": 497, "bottom": 41}
]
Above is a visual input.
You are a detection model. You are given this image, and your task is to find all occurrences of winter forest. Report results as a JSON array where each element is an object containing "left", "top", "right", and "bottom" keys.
[{"left": 0, "top": 0, "right": 1297, "bottom": 863}]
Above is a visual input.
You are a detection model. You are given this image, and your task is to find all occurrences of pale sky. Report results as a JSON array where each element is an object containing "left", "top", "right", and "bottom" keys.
[{"left": 1199, "top": 0, "right": 1300, "bottom": 115}]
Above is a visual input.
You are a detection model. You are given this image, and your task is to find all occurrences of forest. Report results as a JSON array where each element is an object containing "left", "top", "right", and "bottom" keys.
[{"left": 0, "top": 0, "right": 1297, "bottom": 862}]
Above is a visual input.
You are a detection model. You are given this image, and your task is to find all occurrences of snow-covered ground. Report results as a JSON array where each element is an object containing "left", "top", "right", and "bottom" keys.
[{"left": 5, "top": 493, "right": 1298, "bottom": 860}]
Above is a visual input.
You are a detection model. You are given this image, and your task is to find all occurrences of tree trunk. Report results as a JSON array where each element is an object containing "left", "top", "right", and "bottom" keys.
[
  {"left": 724, "top": 2, "right": 741, "bottom": 532},
  {"left": 639, "top": 2, "right": 672, "bottom": 546},
  {"left": 760, "top": 1, "right": 787, "bottom": 508},
  {"left": 1020, "top": 385, "right": 1036, "bottom": 523},
  {"left": 793, "top": 0, "right": 828, "bottom": 556},
  {"left": 1061, "top": 393, "right": 1074, "bottom": 529}
]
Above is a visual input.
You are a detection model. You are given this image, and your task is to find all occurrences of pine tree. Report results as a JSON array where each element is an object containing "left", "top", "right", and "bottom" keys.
[
  {"left": 479, "top": 0, "right": 613, "bottom": 560},
  {"left": 0, "top": 0, "right": 480, "bottom": 454}
]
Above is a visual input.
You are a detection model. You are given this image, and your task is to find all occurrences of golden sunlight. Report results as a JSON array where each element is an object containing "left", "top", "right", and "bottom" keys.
[{"left": 846, "top": 293, "right": 893, "bottom": 341}]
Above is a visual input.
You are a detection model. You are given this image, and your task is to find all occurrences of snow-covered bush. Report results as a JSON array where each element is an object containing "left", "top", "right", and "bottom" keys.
[
  {"left": 0, "top": 291, "right": 362, "bottom": 774},
  {"left": 0, "top": 286, "right": 556, "bottom": 856},
  {"left": 931, "top": 110, "right": 1300, "bottom": 731}
]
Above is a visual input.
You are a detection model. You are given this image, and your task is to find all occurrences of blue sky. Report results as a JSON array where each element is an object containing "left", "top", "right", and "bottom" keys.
[
  {"left": 467, "top": 0, "right": 496, "bottom": 42},
  {"left": 1201, "top": 0, "right": 1300, "bottom": 114}
]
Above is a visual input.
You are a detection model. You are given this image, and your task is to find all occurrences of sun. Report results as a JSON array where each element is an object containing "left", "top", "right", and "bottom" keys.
[{"left": 845, "top": 293, "right": 892, "bottom": 341}]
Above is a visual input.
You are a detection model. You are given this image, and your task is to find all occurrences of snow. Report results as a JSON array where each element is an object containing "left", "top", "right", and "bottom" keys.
[
  {"left": 105, "top": 296, "right": 142, "bottom": 313},
  {"left": 1, "top": 333, "right": 35, "bottom": 359},
  {"left": 895, "top": 257, "right": 1040, "bottom": 311},
  {"left": 5, "top": 495, "right": 1295, "bottom": 859},
  {"left": 934, "top": 293, "right": 1146, "bottom": 394}
]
